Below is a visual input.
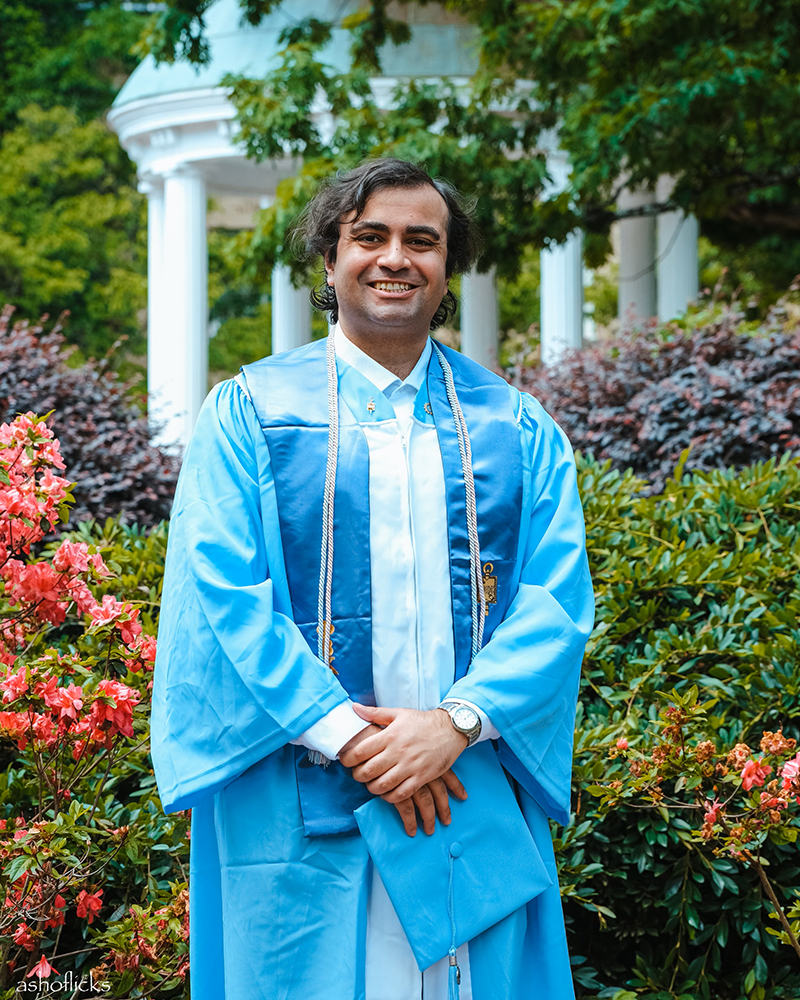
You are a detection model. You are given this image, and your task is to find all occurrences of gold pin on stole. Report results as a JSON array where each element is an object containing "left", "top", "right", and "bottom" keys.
[
  {"left": 482, "top": 562, "right": 498, "bottom": 607},
  {"left": 367, "top": 397, "right": 376, "bottom": 413}
]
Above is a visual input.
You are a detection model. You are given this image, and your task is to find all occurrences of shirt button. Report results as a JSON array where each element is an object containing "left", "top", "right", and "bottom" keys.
[{"left": 449, "top": 842, "right": 463, "bottom": 858}]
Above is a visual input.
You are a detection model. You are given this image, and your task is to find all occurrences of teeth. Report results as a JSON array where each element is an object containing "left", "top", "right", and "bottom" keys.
[{"left": 374, "top": 282, "right": 411, "bottom": 291}]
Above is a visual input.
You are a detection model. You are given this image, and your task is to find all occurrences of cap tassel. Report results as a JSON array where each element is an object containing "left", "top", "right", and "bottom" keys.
[
  {"left": 448, "top": 948, "right": 461, "bottom": 999},
  {"left": 447, "top": 851, "right": 460, "bottom": 999}
]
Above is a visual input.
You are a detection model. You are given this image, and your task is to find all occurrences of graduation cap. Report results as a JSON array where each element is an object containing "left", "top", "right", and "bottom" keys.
[{"left": 354, "top": 741, "right": 551, "bottom": 996}]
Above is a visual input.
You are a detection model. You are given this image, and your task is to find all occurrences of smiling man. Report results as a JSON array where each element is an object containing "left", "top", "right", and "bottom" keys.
[{"left": 151, "top": 158, "right": 594, "bottom": 1000}]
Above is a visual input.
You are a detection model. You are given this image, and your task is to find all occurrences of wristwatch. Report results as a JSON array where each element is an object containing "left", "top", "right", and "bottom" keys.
[{"left": 438, "top": 700, "right": 482, "bottom": 747}]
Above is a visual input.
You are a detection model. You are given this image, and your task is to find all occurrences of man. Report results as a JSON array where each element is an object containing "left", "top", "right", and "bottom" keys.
[{"left": 151, "top": 158, "right": 594, "bottom": 1000}]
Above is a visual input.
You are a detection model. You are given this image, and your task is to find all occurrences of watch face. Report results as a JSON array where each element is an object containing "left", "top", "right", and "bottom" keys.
[{"left": 452, "top": 706, "right": 479, "bottom": 732}]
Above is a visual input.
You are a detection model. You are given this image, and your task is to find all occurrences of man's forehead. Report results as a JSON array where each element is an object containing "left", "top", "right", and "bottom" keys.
[{"left": 339, "top": 184, "right": 449, "bottom": 227}]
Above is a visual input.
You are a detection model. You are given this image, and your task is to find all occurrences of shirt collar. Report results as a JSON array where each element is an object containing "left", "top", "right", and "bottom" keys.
[{"left": 334, "top": 325, "right": 432, "bottom": 396}]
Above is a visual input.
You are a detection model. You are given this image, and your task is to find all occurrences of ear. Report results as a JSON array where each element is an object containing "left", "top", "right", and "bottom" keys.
[{"left": 324, "top": 255, "right": 335, "bottom": 286}]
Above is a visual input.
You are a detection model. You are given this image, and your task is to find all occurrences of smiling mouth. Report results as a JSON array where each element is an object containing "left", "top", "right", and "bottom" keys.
[{"left": 370, "top": 281, "right": 415, "bottom": 292}]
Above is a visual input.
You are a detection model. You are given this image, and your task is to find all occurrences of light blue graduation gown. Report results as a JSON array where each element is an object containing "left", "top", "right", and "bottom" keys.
[{"left": 151, "top": 343, "right": 594, "bottom": 1000}]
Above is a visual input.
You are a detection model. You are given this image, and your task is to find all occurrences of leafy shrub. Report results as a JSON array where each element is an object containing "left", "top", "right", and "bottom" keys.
[
  {"left": 567, "top": 454, "right": 800, "bottom": 999},
  {"left": 0, "top": 307, "right": 178, "bottom": 526},
  {"left": 0, "top": 410, "right": 185, "bottom": 997},
  {"left": 514, "top": 306, "right": 800, "bottom": 493}
]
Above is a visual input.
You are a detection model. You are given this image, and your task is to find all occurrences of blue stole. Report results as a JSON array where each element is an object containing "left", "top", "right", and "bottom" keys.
[{"left": 242, "top": 338, "right": 523, "bottom": 836}]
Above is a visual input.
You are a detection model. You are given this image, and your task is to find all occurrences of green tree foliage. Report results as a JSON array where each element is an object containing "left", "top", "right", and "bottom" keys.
[
  {"left": 0, "top": 3, "right": 153, "bottom": 362},
  {"left": 0, "top": 106, "right": 146, "bottom": 357},
  {"left": 0, "top": 1, "right": 143, "bottom": 133}
]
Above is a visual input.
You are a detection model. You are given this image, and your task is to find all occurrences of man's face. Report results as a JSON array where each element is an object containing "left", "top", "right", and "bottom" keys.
[{"left": 325, "top": 184, "right": 450, "bottom": 339}]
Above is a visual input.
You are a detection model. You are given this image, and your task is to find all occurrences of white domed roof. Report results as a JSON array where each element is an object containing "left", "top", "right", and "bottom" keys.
[{"left": 113, "top": 0, "right": 478, "bottom": 108}]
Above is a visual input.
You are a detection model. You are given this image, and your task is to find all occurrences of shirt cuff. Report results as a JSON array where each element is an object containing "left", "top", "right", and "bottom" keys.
[
  {"left": 289, "top": 700, "right": 372, "bottom": 759},
  {"left": 440, "top": 698, "right": 500, "bottom": 743}
]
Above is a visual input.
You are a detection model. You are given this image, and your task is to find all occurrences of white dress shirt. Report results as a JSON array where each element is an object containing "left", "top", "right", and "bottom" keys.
[{"left": 293, "top": 327, "right": 499, "bottom": 999}]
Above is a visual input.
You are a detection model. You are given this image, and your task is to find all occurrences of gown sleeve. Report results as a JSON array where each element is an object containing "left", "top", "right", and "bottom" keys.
[
  {"left": 150, "top": 379, "right": 356, "bottom": 812},
  {"left": 443, "top": 389, "right": 595, "bottom": 824}
]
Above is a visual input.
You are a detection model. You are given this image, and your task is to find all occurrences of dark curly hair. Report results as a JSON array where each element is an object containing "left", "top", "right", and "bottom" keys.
[{"left": 292, "top": 158, "right": 481, "bottom": 329}]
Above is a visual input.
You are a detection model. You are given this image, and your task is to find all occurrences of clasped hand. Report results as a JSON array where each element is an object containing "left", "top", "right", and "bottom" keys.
[{"left": 338, "top": 704, "right": 468, "bottom": 838}]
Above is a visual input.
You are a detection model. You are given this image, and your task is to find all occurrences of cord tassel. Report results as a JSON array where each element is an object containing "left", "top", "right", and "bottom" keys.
[{"left": 448, "top": 948, "right": 461, "bottom": 1000}]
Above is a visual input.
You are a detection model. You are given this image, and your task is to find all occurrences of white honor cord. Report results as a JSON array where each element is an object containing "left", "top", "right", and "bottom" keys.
[
  {"left": 307, "top": 336, "right": 340, "bottom": 768},
  {"left": 431, "top": 342, "right": 486, "bottom": 659},
  {"left": 318, "top": 333, "right": 339, "bottom": 667}
]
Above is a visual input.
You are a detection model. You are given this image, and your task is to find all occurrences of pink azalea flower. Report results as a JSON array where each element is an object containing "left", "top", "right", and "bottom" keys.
[
  {"left": 90, "top": 679, "right": 140, "bottom": 741},
  {"left": 0, "top": 710, "right": 29, "bottom": 749},
  {"left": 781, "top": 753, "right": 800, "bottom": 788},
  {"left": 34, "top": 675, "right": 58, "bottom": 702},
  {"left": 31, "top": 713, "right": 56, "bottom": 748},
  {"left": 616, "top": 738, "right": 629, "bottom": 750},
  {"left": 36, "top": 440, "right": 65, "bottom": 471},
  {"left": 52, "top": 540, "right": 90, "bottom": 574},
  {"left": 703, "top": 798, "right": 722, "bottom": 824},
  {"left": 66, "top": 579, "right": 99, "bottom": 615},
  {"left": 0, "top": 668, "right": 27, "bottom": 704},
  {"left": 89, "top": 594, "right": 124, "bottom": 627},
  {"left": 125, "top": 634, "right": 157, "bottom": 672},
  {"left": 13, "top": 922, "right": 35, "bottom": 951},
  {"left": 90, "top": 596, "right": 142, "bottom": 643},
  {"left": 38, "top": 467, "right": 69, "bottom": 497},
  {"left": 26, "top": 954, "right": 57, "bottom": 979},
  {"left": 741, "top": 758, "right": 772, "bottom": 791},
  {"left": 45, "top": 683, "right": 84, "bottom": 721},
  {"left": 76, "top": 888, "right": 103, "bottom": 924}
]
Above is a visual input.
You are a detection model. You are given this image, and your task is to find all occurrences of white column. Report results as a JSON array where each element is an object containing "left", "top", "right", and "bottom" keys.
[
  {"left": 159, "top": 167, "right": 208, "bottom": 450},
  {"left": 539, "top": 150, "right": 584, "bottom": 365},
  {"left": 140, "top": 177, "right": 167, "bottom": 441},
  {"left": 460, "top": 267, "right": 498, "bottom": 369},
  {"left": 656, "top": 176, "right": 699, "bottom": 321},
  {"left": 271, "top": 264, "right": 312, "bottom": 355},
  {"left": 540, "top": 232, "right": 583, "bottom": 366},
  {"left": 618, "top": 187, "right": 656, "bottom": 326}
]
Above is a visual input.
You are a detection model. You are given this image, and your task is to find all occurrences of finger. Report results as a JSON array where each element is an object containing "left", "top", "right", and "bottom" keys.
[
  {"left": 353, "top": 704, "right": 399, "bottom": 727},
  {"left": 441, "top": 768, "right": 468, "bottom": 800},
  {"left": 351, "top": 749, "right": 397, "bottom": 785},
  {"left": 413, "top": 785, "right": 436, "bottom": 836},
  {"left": 365, "top": 763, "right": 414, "bottom": 797},
  {"left": 378, "top": 773, "right": 426, "bottom": 803},
  {"left": 392, "top": 798, "right": 417, "bottom": 837},
  {"left": 427, "top": 777, "right": 452, "bottom": 826},
  {"left": 340, "top": 730, "right": 390, "bottom": 768}
]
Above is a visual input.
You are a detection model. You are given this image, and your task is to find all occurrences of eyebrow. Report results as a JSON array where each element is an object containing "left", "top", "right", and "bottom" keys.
[{"left": 350, "top": 220, "right": 443, "bottom": 241}]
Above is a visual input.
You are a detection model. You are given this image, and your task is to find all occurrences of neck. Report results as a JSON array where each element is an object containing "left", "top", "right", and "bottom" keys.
[{"left": 337, "top": 325, "right": 428, "bottom": 381}]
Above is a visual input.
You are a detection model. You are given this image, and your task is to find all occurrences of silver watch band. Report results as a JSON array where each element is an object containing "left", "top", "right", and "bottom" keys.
[{"left": 439, "top": 700, "right": 482, "bottom": 747}]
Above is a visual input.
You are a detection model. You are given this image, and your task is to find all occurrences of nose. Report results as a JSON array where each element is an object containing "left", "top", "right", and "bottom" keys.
[{"left": 377, "top": 238, "right": 410, "bottom": 270}]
